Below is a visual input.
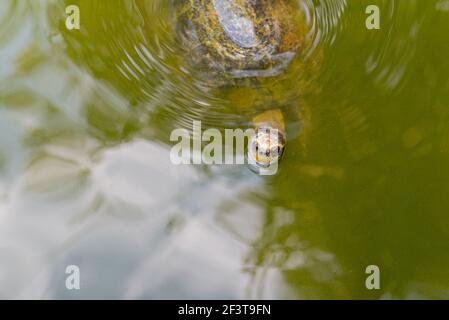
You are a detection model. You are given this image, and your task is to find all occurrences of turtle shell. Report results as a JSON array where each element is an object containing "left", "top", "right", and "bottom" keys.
[{"left": 176, "top": 0, "right": 302, "bottom": 82}]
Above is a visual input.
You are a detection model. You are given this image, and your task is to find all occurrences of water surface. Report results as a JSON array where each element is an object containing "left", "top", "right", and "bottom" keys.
[{"left": 1, "top": 0, "right": 449, "bottom": 299}]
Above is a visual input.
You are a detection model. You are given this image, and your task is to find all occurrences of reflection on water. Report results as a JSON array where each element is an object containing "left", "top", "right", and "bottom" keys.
[{"left": 0, "top": 0, "right": 449, "bottom": 299}]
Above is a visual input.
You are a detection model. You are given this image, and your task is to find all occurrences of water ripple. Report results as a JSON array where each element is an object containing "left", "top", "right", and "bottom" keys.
[{"left": 60, "top": 0, "right": 348, "bottom": 136}]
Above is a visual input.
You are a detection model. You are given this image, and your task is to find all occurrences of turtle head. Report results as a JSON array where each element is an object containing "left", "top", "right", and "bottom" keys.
[
  {"left": 248, "top": 109, "right": 287, "bottom": 170},
  {"left": 248, "top": 124, "right": 286, "bottom": 168}
]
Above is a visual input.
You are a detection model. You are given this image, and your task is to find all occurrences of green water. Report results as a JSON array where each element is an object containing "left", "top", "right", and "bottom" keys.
[{"left": 1, "top": 0, "right": 449, "bottom": 299}]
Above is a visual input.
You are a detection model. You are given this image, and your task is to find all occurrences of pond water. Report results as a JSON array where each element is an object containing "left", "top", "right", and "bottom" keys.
[{"left": 1, "top": 0, "right": 449, "bottom": 299}]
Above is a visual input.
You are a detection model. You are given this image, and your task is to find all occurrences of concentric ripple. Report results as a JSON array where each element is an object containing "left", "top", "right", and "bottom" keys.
[{"left": 61, "top": 0, "right": 348, "bottom": 139}]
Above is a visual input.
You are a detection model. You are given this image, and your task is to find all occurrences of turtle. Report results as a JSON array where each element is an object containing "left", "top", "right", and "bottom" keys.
[{"left": 175, "top": 0, "right": 311, "bottom": 170}]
